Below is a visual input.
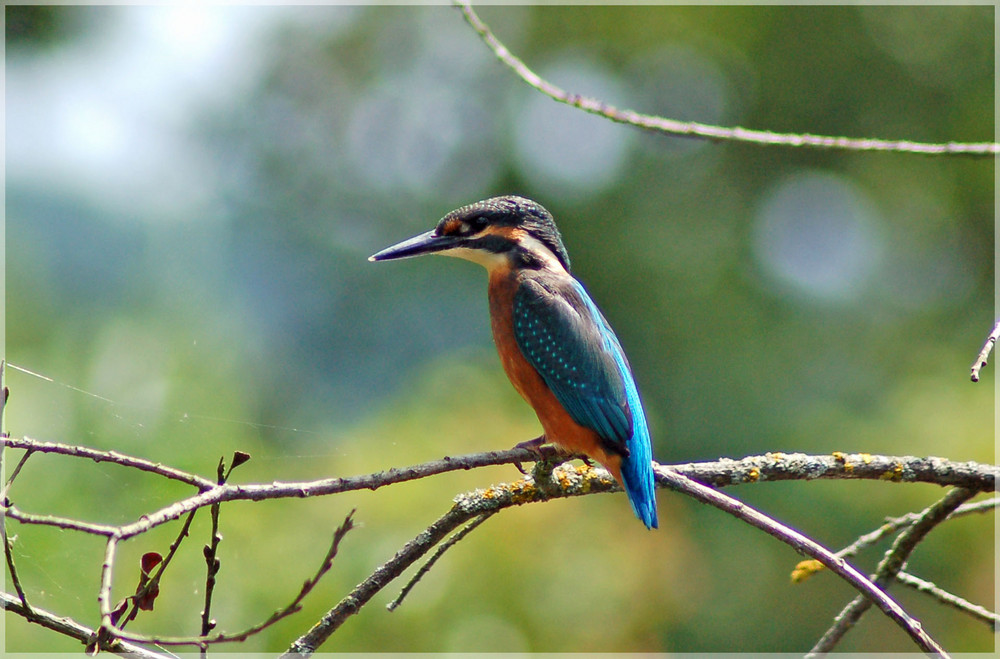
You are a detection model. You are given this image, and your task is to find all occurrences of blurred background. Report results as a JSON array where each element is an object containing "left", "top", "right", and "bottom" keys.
[{"left": 4, "top": 4, "right": 995, "bottom": 653}]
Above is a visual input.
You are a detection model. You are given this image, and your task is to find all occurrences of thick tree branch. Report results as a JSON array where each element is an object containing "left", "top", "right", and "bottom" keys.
[{"left": 455, "top": 0, "right": 999, "bottom": 156}]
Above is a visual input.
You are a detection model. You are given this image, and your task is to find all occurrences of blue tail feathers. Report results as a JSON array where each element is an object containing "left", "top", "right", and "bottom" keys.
[
  {"left": 614, "top": 341, "right": 658, "bottom": 529},
  {"left": 619, "top": 386, "right": 658, "bottom": 529}
]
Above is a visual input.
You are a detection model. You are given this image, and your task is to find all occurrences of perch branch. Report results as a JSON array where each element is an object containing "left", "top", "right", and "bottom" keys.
[
  {"left": 4, "top": 436, "right": 993, "bottom": 544},
  {"left": 456, "top": 1, "right": 998, "bottom": 156}
]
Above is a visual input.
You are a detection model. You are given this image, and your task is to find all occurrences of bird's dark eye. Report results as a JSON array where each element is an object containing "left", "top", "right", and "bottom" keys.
[{"left": 462, "top": 215, "right": 487, "bottom": 234}]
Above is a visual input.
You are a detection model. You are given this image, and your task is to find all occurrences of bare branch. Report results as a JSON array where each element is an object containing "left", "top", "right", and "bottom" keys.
[
  {"left": 2, "top": 520, "right": 32, "bottom": 615},
  {"left": 2, "top": 436, "right": 215, "bottom": 491},
  {"left": 3, "top": 436, "right": 993, "bottom": 653},
  {"left": 0, "top": 591, "right": 168, "bottom": 659},
  {"left": 200, "top": 458, "right": 228, "bottom": 643},
  {"left": 455, "top": 0, "right": 998, "bottom": 157},
  {"left": 95, "top": 511, "right": 355, "bottom": 649},
  {"left": 1, "top": 448, "right": 34, "bottom": 502},
  {"left": 793, "top": 495, "right": 998, "bottom": 583},
  {"left": 970, "top": 318, "right": 1000, "bottom": 381},
  {"left": 284, "top": 502, "right": 481, "bottom": 656},
  {"left": 3, "top": 503, "right": 119, "bottom": 536},
  {"left": 895, "top": 571, "right": 998, "bottom": 630},
  {"left": 808, "top": 487, "right": 978, "bottom": 654}
]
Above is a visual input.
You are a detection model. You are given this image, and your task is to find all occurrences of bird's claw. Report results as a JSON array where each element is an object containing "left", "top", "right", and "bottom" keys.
[{"left": 513, "top": 435, "right": 547, "bottom": 475}]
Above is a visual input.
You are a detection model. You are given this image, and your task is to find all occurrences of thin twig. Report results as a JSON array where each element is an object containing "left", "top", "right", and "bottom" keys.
[
  {"left": 200, "top": 458, "right": 227, "bottom": 649},
  {"left": 3, "top": 503, "right": 120, "bottom": 535},
  {"left": 284, "top": 503, "right": 479, "bottom": 656},
  {"left": 455, "top": 0, "right": 999, "bottom": 157},
  {"left": 793, "top": 495, "right": 999, "bottom": 582},
  {"left": 95, "top": 511, "right": 355, "bottom": 649},
  {"left": 0, "top": 590, "right": 168, "bottom": 659},
  {"left": 118, "top": 508, "right": 199, "bottom": 630},
  {"left": 387, "top": 511, "right": 496, "bottom": 612},
  {"left": 895, "top": 571, "right": 998, "bottom": 630},
  {"left": 970, "top": 319, "right": 1000, "bottom": 381},
  {"left": 2, "top": 436, "right": 214, "bottom": 491},
  {"left": 808, "top": 487, "right": 977, "bottom": 655},
  {"left": 2, "top": 519, "right": 32, "bottom": 613},
  {"left": 1, "top": 449, "right": 35, "bottom": 503}
]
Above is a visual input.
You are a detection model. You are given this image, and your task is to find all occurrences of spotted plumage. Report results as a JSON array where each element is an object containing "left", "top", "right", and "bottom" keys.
[{"left": 370, "top": 195, "right": 658, "bottom": 529}]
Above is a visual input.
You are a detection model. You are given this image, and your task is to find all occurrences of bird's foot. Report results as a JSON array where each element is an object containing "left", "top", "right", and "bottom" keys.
[
  {"left": 514, "top": 435, "right": 546, "bottom": 451},
  {"left": 513, "top": 435, "right": 547, "bottom": 475}
]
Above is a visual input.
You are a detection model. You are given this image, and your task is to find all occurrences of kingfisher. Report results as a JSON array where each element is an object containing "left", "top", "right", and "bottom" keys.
[{"left": 369, "top": 195, "right": 658, "bottom": 529}]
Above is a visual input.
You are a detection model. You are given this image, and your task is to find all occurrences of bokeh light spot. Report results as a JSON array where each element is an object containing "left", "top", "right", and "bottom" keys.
[{"left": 752, "top": 171, "right": 883, "bottom": 303}]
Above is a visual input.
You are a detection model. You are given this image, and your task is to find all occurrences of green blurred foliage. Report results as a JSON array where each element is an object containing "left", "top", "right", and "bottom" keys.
[{"left": 4, "top": 4, "right": 994, "bottom": 653}]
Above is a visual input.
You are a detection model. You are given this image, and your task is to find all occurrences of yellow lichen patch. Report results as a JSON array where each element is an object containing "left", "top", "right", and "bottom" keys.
[
  {"left": 769, "top": 452, "right": 785, "bottom": 461},
  {"left": 879, "top": 463, "right": 904, "bottom": 482},
  {"left": 833, "top": 452, "right": 854, "bottom": 472},
  {"left": 481, "top": 487, "right": 497, "bottom": 500},
  {"left": 861, "top": 453, "right": 872, "bottom": 464},
  {"left": 746, "top": 467, "right": 760, "bottom": 483},
  {"left": 509, "top": 480, "right": 538, "bottom": 504},
  {"left": 555, "top": 469, "right": 574, "bottom": 490},
  {"left": 791, "top": 559, "right": 825, "bottom": 583}
]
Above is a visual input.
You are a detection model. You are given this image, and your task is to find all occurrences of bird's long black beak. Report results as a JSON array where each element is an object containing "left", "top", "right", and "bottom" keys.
[{"left": 368, "top": 229, "right": 462, "bottom": 262}]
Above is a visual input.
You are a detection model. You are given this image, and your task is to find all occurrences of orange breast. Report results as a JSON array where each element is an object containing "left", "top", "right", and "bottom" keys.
[{"left": 488, "top": 268, "right": 624, "bottom": 483}]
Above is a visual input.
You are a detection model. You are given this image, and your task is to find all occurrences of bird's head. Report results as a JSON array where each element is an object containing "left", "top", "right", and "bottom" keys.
[{"left": 369, "top": 195, "right": 571, "bottom": 273}]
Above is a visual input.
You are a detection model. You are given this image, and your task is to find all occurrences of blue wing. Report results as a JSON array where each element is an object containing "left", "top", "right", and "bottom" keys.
[
  {"left": 513, "top": 277, "right": 632, "bottom": 457},
  {"left": 513, "top": 275, "right": 659, "bottom": 529}
]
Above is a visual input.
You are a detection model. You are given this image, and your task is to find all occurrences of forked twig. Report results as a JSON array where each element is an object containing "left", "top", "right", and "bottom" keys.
[
  {"left": 807, "top": 487, "right": 977, "bottom": 655},
  {"left": 1, "top": 591, "right": 166, "bottom": 659},
  {"left": 93, "top": 511, "right": 355, "bottom": 651}
]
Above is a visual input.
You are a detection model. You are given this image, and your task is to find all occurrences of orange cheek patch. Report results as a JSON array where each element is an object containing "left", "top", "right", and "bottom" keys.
[
  {"left": 484, "top": 225, "right": 524, "bottom": 241},
  {"left": 441, "top": 218, "right": 464, "bottom": 235}
]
